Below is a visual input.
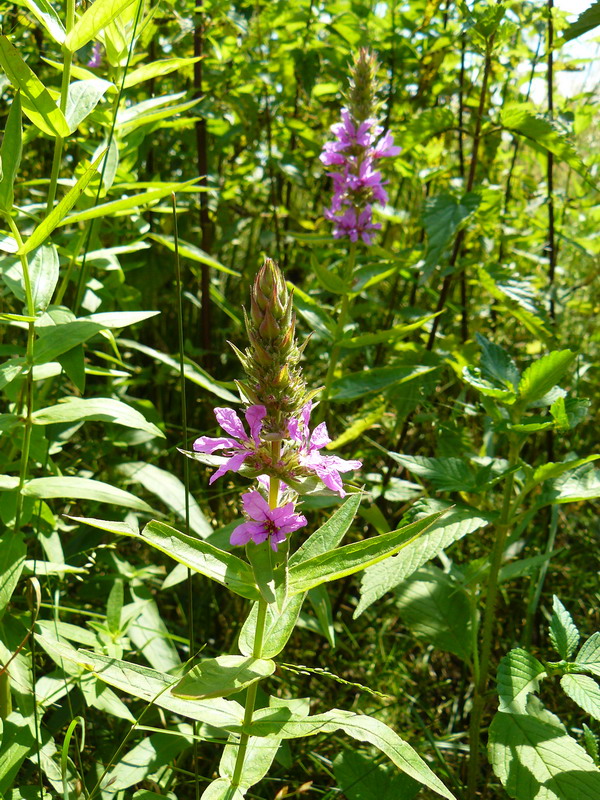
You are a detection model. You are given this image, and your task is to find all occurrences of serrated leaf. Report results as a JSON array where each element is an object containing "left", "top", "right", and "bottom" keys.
[
  {"left": 173, "top": 656, "right": 275, "bottom": 700},
  {"left": 550, "top": 596, "right": 580, "bottom": 659},
  {"left": 356, "top": 505, "right": 489, "bottom": 617},
  {"left": 0, "top": 36, "right": 70, "bottom": 137},
  {"left": 333, "top": 749, "right": 421, "bottom": 800},
  {"left": 330, "top": 365, "right": 436, "bottom": 401},
  {"left": 496, "top": 648, "right": 546, "bottom": 713},
  {"left": 32, "top": 398, "right": 164, "bottom": 439},
  {"left": 389, "top": 453, "right": 475, "bottom": 492},
  {"left": 422, "top": 192, "right": 480, "bottom": 283},
  {"left": 576, "top": 633, "right": 600, "bottom": 678},
  {"left": 518, "top": 350, "right": 575, "bottom": 406},
  {"left": 530, "top": 456, "right": 600, "bottom": 488},
  {"left": 563, "top": 1, "right": 600, "bottom": 42},
  {"left": 561, "top": 674, "right": 600, "bottom": 722},
  {"left": 65, "top": 0, "right": 138, "bottom": 52},
  {"left": 489, "top": 709, "right": 600, "bottom": 800}
]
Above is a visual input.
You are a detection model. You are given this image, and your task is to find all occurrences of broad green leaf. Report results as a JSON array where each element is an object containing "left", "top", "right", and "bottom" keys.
[
  {"left": 356, "top": 505, "right": 489, "bottom": 617},
  {"left": 308, "top": 584, "right": 335, "bottom": 647},
  {"left": 124, "top": 57, "right": 203, "bottom": 88},
  {"left": 28, "top": 244, "right": 59, "bottom": 311},
  {"left": 173, "top": 656, "right": 275, "bottom": 699},
  {"left": 563, "top": 1, "right": 600, "bottom": 42},
  {"left": 116, "top": 96, "right": 200, "bottom": 132},
  {"left": 576, "top": 633, "right": 600, "bottom": 678},
  {"left": 0, "top": 357, "right": 25, "bottom": 390},
  {"left": 19, "top": 153, "right": 104, "bottom": 255},
  {"left": 393, "top": 565, "right": 472, "bottom": 661},
  {"left": 0, "top": 36, "right": 69, "bottom": 137},
  {"left": 311, "top": 254, "right": 347, "bottom": 294},
  {"left": 288, "top": 510, "right": 445, "bottom": 595},
  {"left": 388, "top": 454, "right": 475, "bottom": 492},
  {"left": 148, "top": 233, "right": 240, "bottom": 276},
  {"left": 290, "top": 493, "right": 362, "bottom": 565},
  {"left": 518, "top": 350, "right": 575, "bottom": 406},
  {"left": 68, "top": 516, "right": 140, "bottom": 537},
  {"left": 135, "top": 520, "right": 260, "bottom": 601},
  {"left": 462, "top": 367, "right": 517, "bottom": 402},
  {"left": 502, "top": 103, "right": 593, "bottom": 185},
  {"left": 65, "top": 0, "right": 138, "bottom": 52},
  {"left": 46, "top": 643, "right": 245, "bottom": 730},
  {"left": 0, "top": 713, "right": 36, "bottom": 795},
  {"left": 550, "top": 396, "right": 590, "bottom": 431},
  {"left": 561, "top": 674, "right": 600, "bottom": 722},
  {"left": 101, "top": 731, "right": 191, "bottom": 793},
  {"left": 34, "top": 310, "right": 159, "bottom": 364},
  {"left": 547, "top": 465, "right": 600, "bottom": 504},
  {"left": 290, "top": 282, "right": 335, "bottom": 340},
  {"left": 489, "top": 708, "right": 600, "bottom": 800},
  {"left": 477, "top": 333, "right": 520, "bottom": 388},
  {"left": 530, "top": 456, "right": 600, "bottom": 488},
  {"left": 496, "top": 648, "right": 546, "bottom": 713},
  {"left": 80, "top": 672, "right": 135, "bottom": 721},
  {"left": 0, "top": 91, "right": 22, "bottom": 212},
  {"left": 249, "top": 708, "right": 455, "bottom": 799},
  {"left": 238, "top": 594, "right": 305, "bottom": 658},
  {"left": 201, "top": 778, "right": 244, "bottom": 800},
  {"left": 339, "top": 313, "right": 441, "bottom": 348},
  {"left": 127, "top": 584, "right": 181, "bottom": 673},
  {"left": 422, "top": 192, "right": 480, "bottom": 283},
  {"left": 219, "top": 732, "right": 281, "bottom": 793},
  {"left": 61, "top": 179, "right": 201, "bottom": 224},
  {"left": 118, "top": 338, "right": 238, "bottom": 402},
  {"left": 0, "top": 532, "right": 26, "bottom": 619},
  {"left": 22, "top": 476, "right": 153, "bottom": 512},
  {"left": 65, "top": 79, "right": 112, "bottom": 133},
  {"left": 32, "top": 398, "right": 164, "bottom": 439},
  {"left": 117, "top": 462, "right": 210, "bottom": 537},
  {"left": 330, "top": 365, "right": 436, "bottom": 401},
  {"left": 550, "top": 596, "right": 580, "bottom": 660},
  {"left": 333, "top": 749, "right": 420, "bottom": 800},
  {"left": 21, "top": 0, "right": 66, "bottom": 43}
]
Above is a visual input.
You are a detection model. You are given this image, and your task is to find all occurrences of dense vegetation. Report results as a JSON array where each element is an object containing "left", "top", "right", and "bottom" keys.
[{"left": 1, "top": 1, "right": 599, "bottom": 799}]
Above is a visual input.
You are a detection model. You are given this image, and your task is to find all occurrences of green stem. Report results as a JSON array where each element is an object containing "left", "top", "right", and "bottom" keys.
[
  {"left": 45, "top": 0, "right": 75, "bottom": 212},
  {"left": 6, "top": 214, "right": 35, "bottom": 538},
  {"left": 230, "top": 441, "right": 280, "bottom": 789},
  {"left": 467, "top": 437, "right": 520, "bottom": 800},
  {"left": 317, "top": 241, "right": 357, "bottom": 422}
]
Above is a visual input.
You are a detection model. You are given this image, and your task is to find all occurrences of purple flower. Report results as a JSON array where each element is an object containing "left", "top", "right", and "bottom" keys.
[
  {"left": 288, "top": 402, "right": 362, "bottom": 496},
  {"left": 372, "top": 130, "right": 401, "bottom": 159},
  {"left": 230, "top": 490, "right": 307, "bottom": 551},
  {"left": 325, "top": 206, "right": 381, "bottom": 245},
  {"left": 193, "top": 405, "right": 266, "bottom": 484},
  {"left": 87, "top": 42, "right": 103, "bottom": 69}
]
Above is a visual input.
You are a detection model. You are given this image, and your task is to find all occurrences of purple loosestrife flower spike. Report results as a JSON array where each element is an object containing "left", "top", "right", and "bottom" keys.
[
  {"left": 320, "top": 50, "right": 401, "bottom": 245},
  {"left": 230, "top": 490, "right": 307, "bottom": 551},
  {"left": 87, "top": 42, "right": 103, "bottom": 68},
  {"left": 193, "top": 405, "right": 266, "bottom": 483},
  {"left": 288, "top": 401, "right": 361, "bottom": 496}
]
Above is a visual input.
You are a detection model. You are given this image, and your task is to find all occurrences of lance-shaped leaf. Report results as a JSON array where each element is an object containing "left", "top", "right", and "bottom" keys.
[
  {"left": 21, "top": 0, "right": 66, "bottom": 43},
  {"left": 287, "top": 510, "right": 445, "bottom": 595},
  {"left": 0, "top": 91, "right": 22, "bottom": 212},
  {"left": 22, "top": 476, "right": 152, "bottom": 512},
  {"left": 0, "top": 36, "right": 69, "bottom": 137},
  {"left": 32, "top": 398, "right": 164, "bottom": 439},
  {"left": 518, "top": 350, "right": 575, "bottom": 406},
  {"left": 290, "top": 493, "right": 362, "bottom": 566},
  {"left": 65, "top": 0, "right": 138, "bottom": 52},
  {"left": 238, "top": 593, "right": 305, "bottom": 659},
  {"left": 549, "top": 595, "right": 580, "bottom": 660},
  {"left": 563, "top": 1, "right": 600, "bottom": 42},
  {"left": 218, "top": 732, "right": 281, "bottom": 795},
  {"left": 173, "top": 656, "right": 275, "bottom": 700}
]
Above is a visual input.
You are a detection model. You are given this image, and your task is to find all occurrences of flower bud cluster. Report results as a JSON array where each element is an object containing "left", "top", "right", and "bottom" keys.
[{"left": 320, "top": 50, "right": 400, "bottom": 245}]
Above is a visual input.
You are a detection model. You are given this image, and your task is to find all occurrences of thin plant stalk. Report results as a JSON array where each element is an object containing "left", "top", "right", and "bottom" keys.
[
  {"left": 467, "top": 436, "right": 521, "bottom": 799},
  {"left": 317, "top": 241, "right": 357, "bottom": 421}
]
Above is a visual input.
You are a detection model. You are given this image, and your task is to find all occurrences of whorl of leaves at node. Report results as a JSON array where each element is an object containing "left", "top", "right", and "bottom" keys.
[{"left": 232, "top": 258, "right": 308, "bottom": 431}]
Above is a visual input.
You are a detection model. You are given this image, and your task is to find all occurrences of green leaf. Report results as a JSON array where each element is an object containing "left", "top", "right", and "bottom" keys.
[
  {"left": 330, "top": 365, "right": 436, "bottom": 402},
  {"left": 489, "top": 708, "right": 600, "bottom": 800},
  {"left": 65, "top": 0, "right": 138, "bottom": 52},
  {"left": 288, "top": 510, "right": 445, "bottom": 596},
  {"left": 290, "top": 493, "right": 362, "bottom": 565},
  {"left": 550, "top": 596, "right": 580, "bottom": 659},
  {"left": 219, "top": 731, "right": 281, "bottom": 793},
  {"left": 32, "top": 398, "right": 164, "bottom": 439},
  {"left": 65, "top": 79, "right": 112, "bottom": 133},
  {"left": 308, "top": 584, "right": 335, "bottom": 647},
  {"left": 62, "top": 179, "right": 202, "bottom": 225},
  {"left": 476, "top": 333, "right": 520, "bottom": 388},
  {"left": 576, "top": 633, "right": 600, "bottom": 678},
  {"left": 422, "top": 192, "right": 480, "bottom": 282},
  {"left": 135, "top": 520, "right": 261, "bottom": 601},
  {"left": 496, "top": 648, "right": 546, "bottom": 713},
  {"left": 502, "top": 103, "right": 593, "bottom": 185},
  {"left": 0, "top": 357, "right": 26, "bottom": 390},
  {"left": 149, "top": 233, "right": 240, "bottom": 276},
  {"left": 0, "top": 532, "right": 26, "bottom": 619},
  {"left": 563, "top": 1, "right": 600, "bottom": 42},
  {"left": 388, "top": 454, "right": 475, "bottom": 492},
  {"left": 518, "top": 350, "right": 576, "bottom": 406},
  {"left": 561, "top": 675, "right": 600, "bottom": 722},
  {"left": 0, "top": 91, "right": 22, "bottom": 212},
  {"left": 21, "top": 0, "right": 66, "bottom": 43},
  {"left": 173, "top": 656, "right": 275, "bottom": 700},
  {"left": 200, "top": 779, "right": 244, "bottom": 800},
  {"left": 101, "top": 731, "right": 191, "bottom": 793},
  {"left": 249, "top": 709, "right": 455, "bottom": 799},
  {"left": 19, "top": 153, "right": 104, "bottom": 256},
  {"left": 22, "top": 476, "right": 153, "bottom": 512},
  {"left": 124, "top": 57, "right": 203, "bottom": 88},
  {"left": 311, "top": 255, "right": 347, "bottom": 294},
  {"left": 530, "top": 456, "right": 600, "bottom": 488},
  {"left": 117, "top": 462, "right": 210, "bottom": 537},
  {"left": 547, "top": 465, "right": 600, "bottom": 504},
  {"left": 106, "top": 578, "right": 123, "bottom": 634},
  {"left": 550, "top": 396, "right": 590, "bottom": 431},
  {"left": 339, "top": 313, "right": 441, "bottom": 348},
  {"left": 238, "top": 594, "right": 305, "bottom": 659},
  {"left": 356, "top": 505, "right": 489, "bottom": 616},
  {"left": 393, "top": 565, "right": 472, "bottom": 660},
  {"left": 29, "top": 244, "right": 59, "bottom": 311},
  {"left": 333, "top": 749, "right": 421, "bottom": 800},
  {"left": 0, "top": 36, "right": 70, "bottom": 137}
]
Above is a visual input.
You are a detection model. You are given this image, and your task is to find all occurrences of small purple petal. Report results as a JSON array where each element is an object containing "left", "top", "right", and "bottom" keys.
[
  {"left": 214, "top": 408, "right": 248, "bottom": 441},
  {"left": 209, "top": 451, "right": 249, "bottom": 484},
  {"left": 241, "top": 490, "right": 270, "bottom": 522},
  {"left": 309, "top": 422, "right": 331, "bottom": 452},
  {"left": 193, "top": 435, "right": 239, "bottom": 454},
  {"left": 245, "top": 404, "right": 266, "bottom": 444},
  {"left": 230, "top": 521, "right": 259, "bottom": 546}
]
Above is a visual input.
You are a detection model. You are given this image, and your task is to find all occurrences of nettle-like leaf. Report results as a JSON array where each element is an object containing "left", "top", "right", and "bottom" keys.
[
  {"left": 421, "top": 192, "right": 481, "bottom": 283},
  {"left": 333, "top": 749, "right": 421, "bottom": 800},
  {"left": 576, "top": 633, "right": 600, "bottom": 678},
  {"left": 496, "top": 648, "right": 546, "bottom": 713},
  {"left": 389, "top": 453, "right": 475, "bottom": 492},
  {"left": 518, "top": 350, "right": 576, "bottom": 406},
  {"left": 563, "top": 0, "right": 600, "bottom": 42},
  {"left": 549, "top": 596, "right": 580, "bottom": 659},
  {"left": 329, "top": 364, "right": 436, "bottom": 402},
  {"left": 561, "top": 675, "right": 600, "bottom": 722}
]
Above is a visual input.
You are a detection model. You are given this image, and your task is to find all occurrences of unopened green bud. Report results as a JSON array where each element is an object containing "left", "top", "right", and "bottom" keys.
[{"left": 347, "top": 48, "right": 382, "bottom": 122}]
